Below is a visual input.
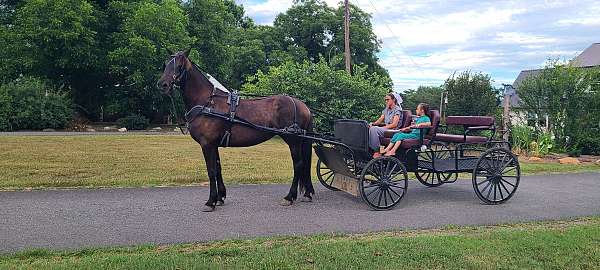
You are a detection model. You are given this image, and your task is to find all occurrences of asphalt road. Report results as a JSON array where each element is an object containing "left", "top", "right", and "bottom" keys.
[{"left": 1, "top": 172, "right": 599, "bottom": 253}]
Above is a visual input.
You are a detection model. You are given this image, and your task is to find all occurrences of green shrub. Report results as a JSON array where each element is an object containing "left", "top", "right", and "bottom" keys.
[
  {"left": 576, "top": 136, "right": 600, "bottom": 155},
  {"left": 117, "top": 114, "right": 150, "bottom": 130},
  {"left": 532, "top": 131, "right": 554, "bottom": 156},
  {"left": 243, "top": 60, "right": 391, "bottom": 132},
  {"left": 0, "top": 77, "right": 73, "bottom": 131},
  {"left": 510, "top": 125, "right": 534, "bottom": 153},
  {"left": 567, "top": 148, "right": 582, "bottom": 157},
  {"left": 511, "top": 125, "right": 554, "bottom": 156},
  {"left": 0, "top": 88, "right": 12, "bottom": 130}
]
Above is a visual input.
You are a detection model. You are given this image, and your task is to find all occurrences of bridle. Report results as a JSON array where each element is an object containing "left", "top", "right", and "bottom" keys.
[
  {"left": 165, "top": 54, "right": 189, "bottom": 134},
  {"left": 168, "top": 55, "right": 188, "bottom": 90}
]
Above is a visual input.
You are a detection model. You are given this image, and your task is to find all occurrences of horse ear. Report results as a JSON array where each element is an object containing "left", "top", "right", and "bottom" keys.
[{"left": 183, "top": 48, "right": 191, "bottom": 57}]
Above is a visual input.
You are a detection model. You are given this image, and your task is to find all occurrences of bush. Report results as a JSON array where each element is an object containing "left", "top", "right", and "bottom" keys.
[
  {"left": 510, "top": 125, "right": 554, "bottom": 156},
  {"left": 243, "top": 60, "right": 391, "bottom": 132},
  {"left": 510, "top": 125, "right": 534, "bottom": 153},
  {"left": 0, "top": 77, "right": 73, "bottom": 131},
  {"left": 117, "top": 114, "right": 150, "bottom": 130},
  {"left": 0, "top": 89, "right": 12, "bottom": 130},
  {"left": 576, "top": 137, "right": 600, "bottom": 155}
]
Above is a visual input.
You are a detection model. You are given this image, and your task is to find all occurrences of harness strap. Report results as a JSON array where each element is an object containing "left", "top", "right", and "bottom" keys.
[
  {"left": 220, "top": 89, "right": 240, "bottom": 147},
  {"left": 283, "top": 95, "right": 305, "bottom": 135}
]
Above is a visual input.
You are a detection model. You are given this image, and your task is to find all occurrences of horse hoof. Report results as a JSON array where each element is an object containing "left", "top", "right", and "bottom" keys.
[
  {"left": 300, "top": 196, "right": 312, "bottom": 203},
  {"left": 215, "top": 200, "right": 224, "bottom": 206},
  {"left": 201, "top": 205, "right": 216, "bottom": 212},
  {"left": 280, "top": 199, "right": 294, "bottom": 206}
]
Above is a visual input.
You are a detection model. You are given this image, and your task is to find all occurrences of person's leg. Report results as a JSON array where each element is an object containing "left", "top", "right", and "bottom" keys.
[
  {"left": 384, "top": 140, "right": 403, "bottom": 156},
  {"left": 382, "top": 141, "right": 394, "bottom": 153},
  {"left": 369, "top": 126, "right": 387, "bottom": 154}
]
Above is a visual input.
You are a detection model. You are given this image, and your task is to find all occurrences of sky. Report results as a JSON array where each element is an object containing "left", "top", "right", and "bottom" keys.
[{"left": 234, "top": 0, "right": 600, "bottom": 91}]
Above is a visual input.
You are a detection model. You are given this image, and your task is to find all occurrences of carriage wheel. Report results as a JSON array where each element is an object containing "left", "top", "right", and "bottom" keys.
[
  {"left": 359, "top": 157, "right": 408, "bottom": 210},
  {"left": 472, "top": 147, "right": 520, "bottom": 204},
  {"left": 316, "top": 159, "right": 339, "bottom": 191},
  {"left": 415, "top": 142, "right": 457, "bottom": 187}
]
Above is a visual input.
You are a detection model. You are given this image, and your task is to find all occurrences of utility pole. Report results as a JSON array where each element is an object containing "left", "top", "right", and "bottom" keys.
[{"left": 344, "top": 0, "right": 351, "bottom": 73}]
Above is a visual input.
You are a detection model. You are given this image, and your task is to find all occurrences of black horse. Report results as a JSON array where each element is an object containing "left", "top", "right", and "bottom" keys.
[{"left": 157, "top": 50, "right": 314, "bottom": 212}]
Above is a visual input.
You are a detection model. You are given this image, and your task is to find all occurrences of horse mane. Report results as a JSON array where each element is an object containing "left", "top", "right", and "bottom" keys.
[{"left": 187, "top": 60, "right": 230, "bottom": 96}]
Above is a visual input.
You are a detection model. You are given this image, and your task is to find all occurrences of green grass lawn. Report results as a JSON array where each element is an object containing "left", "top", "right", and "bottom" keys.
[
  {"left": 2, "top": 217, "right": 599, "bottom": 269},
  {"left": 0, "top": 135, "right": 598, "bottom": 189}
]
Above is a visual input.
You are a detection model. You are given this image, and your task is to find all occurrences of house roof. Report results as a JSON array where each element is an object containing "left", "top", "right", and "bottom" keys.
[
  {"left": 571, "top": 43, "right": 600, "bottom": 68},
  {"left": 512, "top": 69, "right": 543, "bottom": 89}
]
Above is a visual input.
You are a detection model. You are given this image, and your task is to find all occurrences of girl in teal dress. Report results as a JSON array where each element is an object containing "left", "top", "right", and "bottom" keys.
[{"left": 382, "top": 103, "right": 431, "bottom": 156}]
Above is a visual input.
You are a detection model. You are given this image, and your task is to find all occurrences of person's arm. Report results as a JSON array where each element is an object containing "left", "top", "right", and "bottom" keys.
[
  {"left": 383, "top": 115, "right": 400, "bottom": 129},
  {"left": 412, "top": 121, "right": 431, "bottom": 128},
  {"left": 371, "top": 114, "right": 385, "bottom": 126}
]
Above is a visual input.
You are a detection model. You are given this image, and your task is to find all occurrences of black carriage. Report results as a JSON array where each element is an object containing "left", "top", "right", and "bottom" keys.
[{"left": 314, "top": 110, "right": 520, "bottom": 210}]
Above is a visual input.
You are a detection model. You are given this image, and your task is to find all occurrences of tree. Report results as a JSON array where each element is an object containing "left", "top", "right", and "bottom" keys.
[
  {"left": 273, "top": 0, "right": 390, "bottom": 87},
  {"left": 331, "top": 3, "right": 388, "bottom": 80},
  {"left": 518, "top": 64, "right": 600, "bottom": 150},
  {"left": 243, "top": 60, "right": 391, "bottom": 131},
  {"left": 274, "top": 0, "right": 335, "bottom": 63},
  {"left": 12, "top": 0, "right": 100, "bottom": 82},
  {"left": 5, "top": 0, "right": 105, "bottom": 119},
  {"left": 108, "top": 0, "right": 191, "bottom": 120},
  {"left": 184, "top": 0, "right": 236, "bottom": 84},
  {"left": 401, "top": 86, "right": 444, "bottom": 112},
  {"left": 444, "top": 71, "right": 498, "bottom": 116}
]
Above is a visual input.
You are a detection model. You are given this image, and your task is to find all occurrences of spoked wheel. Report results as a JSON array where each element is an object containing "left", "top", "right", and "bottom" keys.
[
  {"left": 415, "top": 143, "right": 457, "bottom": 187},
  {"left": 359, "top": 157, "right": 408, "bottom": 210},
  {"left": 472, "top": 147, "right": 520, "bottom": 204},
  {"left": 316, "top": 159, "right": 339, "bottom": 191}
]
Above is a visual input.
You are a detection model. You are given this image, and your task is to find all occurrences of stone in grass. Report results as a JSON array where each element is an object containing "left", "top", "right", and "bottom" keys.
[
  {"left": 174, "top": 127, "right": 181, "bottom": 132},
  {"left": 118, "top": 127, "right": 127, "bottom": 132},
  {"left": 42, "top": 128, "right": 55, "bottom": 132},
  {"left": 152, "top": 127, "right": 162, "bottom": 130},
  {"left": 528, "top": 157, "right": 543, "bottom": 162},
  {"left": 559, "top": 157, "right": 580, "bottom": 165},
  {"left": 103, "top": 126, "right": 113, "bottom": 131},
  {"left": 86, "top": 128, "right": 96, "bottom": 132},
  {"left": 596, "top": 159, "right": 600, "bottom": 165}
]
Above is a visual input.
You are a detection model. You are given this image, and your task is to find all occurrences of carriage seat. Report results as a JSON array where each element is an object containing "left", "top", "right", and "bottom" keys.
[
  {"left": 379, "top": 110, "right": 441, "bottom": 150},
  {"left": 434, "top": 116, "right": 495, "bottom": 144}
]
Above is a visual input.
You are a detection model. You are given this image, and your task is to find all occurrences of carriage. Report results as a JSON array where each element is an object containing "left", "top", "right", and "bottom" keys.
[
  {"left": 159, "top": 51, "right": 520, "bottom": 211},
  {"left": 313, "top": 110, "right": 520, "bottom": 210}
]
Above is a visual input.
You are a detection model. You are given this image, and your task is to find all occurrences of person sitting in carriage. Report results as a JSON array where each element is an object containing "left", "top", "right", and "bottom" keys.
[
  {"left": 369, "top": 92, "right": 403, "bottom": 158},
  {"left": 381, "top": 103, "right": 431, "bottom": 157}
]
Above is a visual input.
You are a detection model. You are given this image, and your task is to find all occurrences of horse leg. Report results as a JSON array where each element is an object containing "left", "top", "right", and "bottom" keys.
[
  {"left": 201, "top": 145, "right": 219, "bottom": 212},
  {"left": 281, "top": 138, "right": 302, "bottom": 205},
  {"left": 300, "top": 138, "right": 315, "bottom": 202},
  {"left": 215, "top": 149, "right": 226, "bottom": 206}
]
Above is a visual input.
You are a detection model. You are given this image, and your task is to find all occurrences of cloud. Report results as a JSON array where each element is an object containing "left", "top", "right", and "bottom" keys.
[
  {"left": 495, "top": 32, "right": 557, "bottom": 45},
  {"left": 555, "top": 5, "right": 600, "bottom": 26},
  {"left": 375, "top": 7, "right": 525, "bottom": 47}
]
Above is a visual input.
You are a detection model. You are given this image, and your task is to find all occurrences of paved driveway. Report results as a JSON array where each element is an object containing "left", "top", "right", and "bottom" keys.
[{"left": 1, "top": 172, "right": 599, "bottom": 253}]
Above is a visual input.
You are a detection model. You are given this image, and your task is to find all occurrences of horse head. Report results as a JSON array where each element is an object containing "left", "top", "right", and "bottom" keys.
[{"left": 157, "top": 48, "right": 191, "bottom": 95}]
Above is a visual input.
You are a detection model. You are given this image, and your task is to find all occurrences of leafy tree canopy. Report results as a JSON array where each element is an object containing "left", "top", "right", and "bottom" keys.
[{"left": 444, "top": 71, "right": 498, "bottom": 117}]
